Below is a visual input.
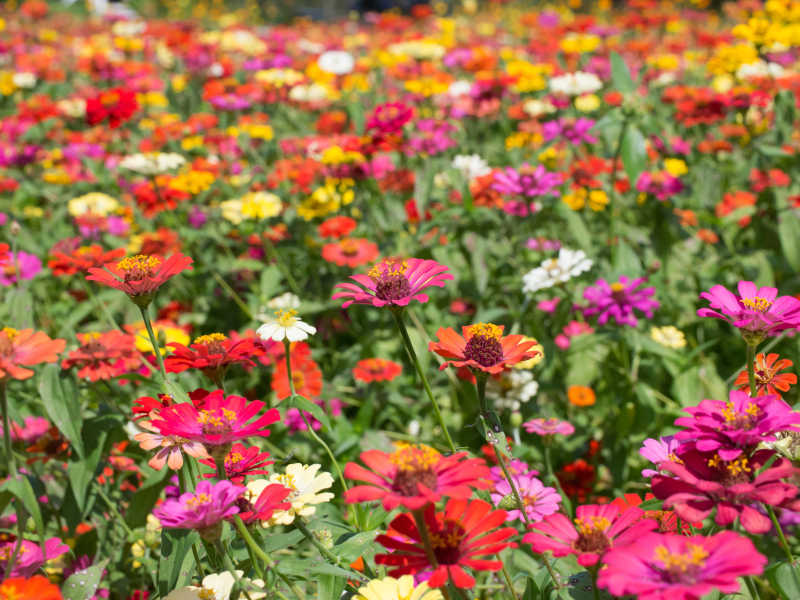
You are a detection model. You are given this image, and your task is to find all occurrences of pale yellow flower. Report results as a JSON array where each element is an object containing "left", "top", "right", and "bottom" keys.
[
  {"left": 650, "top": 326, "right": 686, "bottom": 349},
  {"left": 68, "top": 192, "right": 119, "bottom": 217},
  {"left": 221, "top": 192, "right": 282, "bottom": 225},
  {"left": 354, "top": 576, "right": 443, "bottom": 600}
]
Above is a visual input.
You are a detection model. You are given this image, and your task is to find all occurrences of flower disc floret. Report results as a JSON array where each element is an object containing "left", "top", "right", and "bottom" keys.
[{"left": 429, "top": 324, "right": 541, "bottom": 374}]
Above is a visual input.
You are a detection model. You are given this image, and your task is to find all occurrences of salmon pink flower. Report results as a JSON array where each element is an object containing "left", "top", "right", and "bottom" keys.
[
  {"left": 0, "top": 537, "right": 69, "bottom": 578},
  {"left": 375, "top": 498, "right": 517, "bottom": 589},
  {"left": 344, "top": 443, "right": 491, "bottom": 510},
  {"left": 428, "top": 323, "right": 541, "bottom": 374},
  {"left": 598, "top": 531, "right": 766, "bottom": 600},
  {"left": 61, "top": 331, "right": 140, "bottom": 381},
  {"left": 86, "top": 253, "right": 193, "bottom": 307},
  {"left": 321, "top": 238, "right": 379, "bottom": 268},
  {"left": 0, "top": 327, "right": 65, "bottom": 381},
  {"left": 164, "top": 333, "right": 257, "bottom": 384},
  {"left": 153, "top": 480, "right": 244, "bottom": 540},
  {"left": 735, "top": 353, "right": 797, "bottom": 396},
  {"left": 581, "top": 277, "right": 659, "bottom": 327},
  {"left": 332, "top": 258, "right": 452, "bottom": 309},
  {"left": 523, "top": 503, "right": 658, "bottom": 566},
  {"left": 352, "top": 358, "right": 402, "bottom": 383},
  {"left": 133, "top": 420, "right": 210, "bottom": 471},
  {"left": 697, "top": 280, "right": 800, "bottom": 343}
]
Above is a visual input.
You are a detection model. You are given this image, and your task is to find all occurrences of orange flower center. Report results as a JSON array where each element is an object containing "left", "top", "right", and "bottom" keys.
[
  {"left": 654, "top": 543, "right": 708, "bottom": 582},
  {"left": 292, "top": 369, "right": 306, "bottom": 390},
  {"left": 464, "top": 323, "right": 504, "bottom": 367},
  {"left": 390, "top": 443, "right": 440, "bottom": 496},
  {"left": 118, "top": 255, "right": 161, "bottom": 282},
  {"left": 742, "top": 296, "right": 772, "bottom": 312},
  {"left": 0, "top": 328, "right": 18, "bottom": 356},
  {"left": 100, "top": 92, "right": 120, "bottom": 106},
  {"left": 573, "top": 516, "right": 611, "bottom": 553},
  {"left": 707, "top": 453, "right": 751, "bottom": 484},
  {"left": 339, "top": 239, "right": 359, "bottom": 256}
]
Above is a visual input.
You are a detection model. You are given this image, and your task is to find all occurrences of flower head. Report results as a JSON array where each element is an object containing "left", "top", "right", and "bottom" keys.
[
  {"left": 48, "top": 245, "right": 126, "bottom": 277},
  {"left": 581, "top": 276, "right": 659, "bottom": 327},
  {"left": 735, "top": 353, "right": 797, "bottom": 396},
  {"left": 522, "top": 248, "right": 592, "bottom": 294},
  {"left": 259, "top": 463, "right": 334, "bottom": 525},
  {"left": 333, "top": 258, "right": 452, "bottom": 309},
  {"left": 352, "top": 358, "right": 402, "bottom": 383},
  {"left": 650, "top": 325, "right": 686, "bottom": 349},
  {"left": 133, "top": 420, "right": 211, "bottom": 471},
  {"left": 491, "top": 473, "right": 561, "bottom": 522},
  {"left": 523, "top": 417, "right": 575, "bottom": 437},
  {"left": 86, "top": 87, "right": 138, "bottom": 128},
  {"left": 0, "top": 328, "right": 65, "bottom": 381},
  {"left": 153, "top": 480, "right": 244, "bottom": 539},
  {"left": 86, "top": 253, "right": 193, "bottom": 307},
  {"left": 239, "top": 481, "right": 292, "bottom": 526},
  {"left": 200, "top": 443, "right": 273, "bottom": 483},
  {"left": 0, "top": 251, "right": 42, "bottom": 286},
  {"left": 429, "top": 323, "right": 541, "bottom": 375},
  {"left": 257, "top": 310, "right": 316, "bottom": 342},
  {"left": 354, "top": 576, "right": 442, "bottom": 600},
  {"left": 321, "top": 238, "right": 379, "bottom": 268},
  {"left": 61, "top": 330, "right": 140, "bottom": 381},
  {"left": 165, "top": 333, "right": 257, "bottom": 384},
  {"left": 0, "top": 537, "right": 69, "bottom": 578},
  {"left": 640, "top": 436, "right": 683, "bottom": 477}
]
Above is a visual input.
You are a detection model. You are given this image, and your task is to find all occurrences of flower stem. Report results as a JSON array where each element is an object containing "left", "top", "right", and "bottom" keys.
[
  {"left": 0, "top": 381, "right": 16, "bottom": 476},
  {"left": 767, "top": 504, "right": 798, "bottom": 570},
  {"left": 138, "top": 305, "right": 169, "bottom": 391},
  {"left": 544, "top": 444, "right": 572, "bottom": 517},
  {"left": 2, "top": 503, "right": 25, "bottom": 583},
  {"left": 391, "top": 311, "right": 457, "bottom": 453},
  {"left": 294, "top": 519, "right": 365, "bottom": 582},
  {"left": 410, "top": 509, "right": 452, "bottom": 600},
  {"left": 746, "top": 343, "right": 757, "bottom": 397},
  {"left": 744, "top": 575, "right": 761, "bottom": 600},
  {"left": 499, "top": 559, "right": 521, "bottom": 600}
]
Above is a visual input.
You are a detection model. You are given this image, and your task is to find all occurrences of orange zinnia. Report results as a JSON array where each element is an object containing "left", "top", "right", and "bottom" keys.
[
  {"left": 0, "top": 328, "right": 66, "bottom": 381},
  {"left": 428, "top": 323, "right": 540, "bottom": 375},
  {"left": 0, "top": 575, "right": 62, "bottom": 600},
  {"left": 568, "top": 385, "right": 596, "bottom": 407},
  {"left": 735, "top": 353, "right": 797, "bottom": 397}
]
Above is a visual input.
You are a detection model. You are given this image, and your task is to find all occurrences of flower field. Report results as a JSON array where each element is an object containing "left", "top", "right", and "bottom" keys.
[{"left": 4, "top": 0, "right": 800, "bottom": 598}]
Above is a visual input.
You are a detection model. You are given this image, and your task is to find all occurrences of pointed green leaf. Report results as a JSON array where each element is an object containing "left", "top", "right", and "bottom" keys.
[
  {"left": 62, "top": 560, "right": 109, "bottom": 600},
  {"left": 38, "top": 365, "right": 84, "bottom": 458},
  {"left": 621, "top": 126, "right": 647, "bottom": 187},
  {"left": 610, "top": 51, "right": 635, "bottom": 93}
]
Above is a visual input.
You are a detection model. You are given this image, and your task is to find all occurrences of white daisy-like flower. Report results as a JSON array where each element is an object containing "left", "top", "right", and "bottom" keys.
[
  {"left": 486, "top": 369, "right": 539, "bottom": 412},
  {"left": 164, "top": 571, "right": 265, "bottom": 600},
  {"left": 522, "top": 248, "right": 592, "bottom": 294},
  {"left": 317, "top": 50, "right": 355, "bottom": 75},
  {"left": 256, "top": 309, "right": 316, "bottom": 342},
  {"left": 119, "top": 152, "right": 186, "bottom": 176},
  {"left": 250, "top": 463, "right": 334, "bottom": 526},
  {"left": 549, "top": 71, "right": 602, "bottom": 96},
  {"left": 451, "top": 154, "right": 491, "bottom": 180}
]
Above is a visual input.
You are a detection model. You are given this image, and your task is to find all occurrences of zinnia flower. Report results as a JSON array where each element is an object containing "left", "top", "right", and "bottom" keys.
[
  {"left": 697, "top": 280, "right": 800, "bottom": 343},
  {"left": 523, "top": 417, "right": 575, "bottom": 437},
  {"left": 344, "top": 443, "right": 490, "bottom": 510},
  {"left": 48, "top": 245, "right": 126, "bottom": 276},
  {"left": 491, "top": 473, "right": 561, "bottom": 522},
  {"left": 271, "top": 353, "right": 323, "bottom": 401},
  {"left": 133, "top": 420, "right": 210, "bottom": 471},
  {"left": 639, "top": 436, "right": 683, "bottom": 477},
  {"left": 86, "top": 253, "right": 193, "bottom": 307},
  {"left": 239, "top": 481, "right": 292, "bottom": 525},
  {"left": 375, "top": 498, "right": 517, "bottom": 589},
  {"left": 0, "top": 575, "right": 63, "bottom": 600},
  {"left": 352, "top": 358, "right": 402, "bottom": 383},
  {"left": 0, "top": 251, "right": 42, "bottom": 286},
  {"left": 85, "top": 87, "right": 138, "bottom": 128},
  {"left": 581, "top": 276, "right": 659, "bottom": 327},
  {"left": 428, "top": 323, "right": 541, "bottom": 374},
  {"left": 164, "top": 333, "right": 257, "bottom": 385},
  {"left": 353, "top": 576, "right": 443, "bottom": 600},
  {"left": 61, "top": 331, "right": 140, "bottom": 381},
  {"left": 256, "top": 310, "right": 316, "bottom": 342},
  {"left": 200, "top": 443, "right": 273, "bottom": 482},
  {"left": 153, "top": 480, "right": 244, "bottom": 540},
  {"left": 321, "top": 238, "right": 379, "bottom": 268},
  {"left": 259, "top": 463, "right": 335, "bottom": 525},
  {"left": 734, "top": 353, "right": 797, "bottom": 396},
  {"left": 0, "top": 327, "right": 65, "bottom": 381},
  {"left": 598, "top": 531, "right": 766, "bottom": 600},
  {"left": 0, "top": 537, "right": 69, "bottom": 578},
  {"left": 523, "top": 503, "right": 658, "bottom": 566},
  {"left": 333, "top": 258, "right": 452, "bottom": 309},
  {"left": 522, "top": 248, "right": 592, "bottom": 294}
]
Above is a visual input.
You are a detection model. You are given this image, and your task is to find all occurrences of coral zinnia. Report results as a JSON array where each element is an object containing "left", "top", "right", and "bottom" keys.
[
  {"left": 598, "top": 531, "right": 766, "bottom": 600},
  {"left": 61, "top": 330, "right": 140, "bottom": 381},
  {"left": 0, "top": 575, "right": 63, "bottom": 600},
  {"left": 428, "top": 323, "right": 540, "bottom": 374},
  {"left": 523, "top": 503, "right": 658, "bottom": 566},
  {"left": 0, "top": 327, "right": 65, "bottom": 381},
  {"left": 735, "top": 353, "right": 797, "bottom": 396},
  {"left": 344, "top": 443, "right": 491, "bottom": 510},
  {"left": 332, "top": 258, "right": 452, "bottom": 308},
  {"left": 375, "top": 498, "right": 517, "bottom": 589},
  {"left": 321, "top": 238, "right": 379, "bottom": 268},
  {"left": 133, "top": 420, "right": 210, "bottom": 471},
  {"left": 153, "top": 480, "right": 244, "bottom": 540},
  {"left": 271, "top": 354, "right": 323, "bottom": 401},
  {"left": 352, "top": 358, "right": 402, "bottom": 383},
  {"left": 48, "top": 244, "right": 126, "bottom": 276},
  {"left": 86, "top": 253, "right": 193, "bottom": 307},
  {"left": 164, "top": 333, "right": 257, "bottom": 384},
  {"left": 200, "top": 443, "right": 273, "bottom": 482}
]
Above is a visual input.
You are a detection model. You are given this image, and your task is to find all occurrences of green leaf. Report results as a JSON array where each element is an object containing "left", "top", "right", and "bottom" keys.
[
  {"left": 126, "top": 469, "right": 170, "bottom": 529},
  {"left": 610, "top": 51, "right": 635, "bottom": 93},
  {"left": 290, "top": 394, "right": 332, "bottom": 431},
  {"left": 621, "top": 126, "right": 647, "bottom": 186},
  {"left": 766, "top": 562, "right": 800, "bottom": 600},
  {"left": 776, "top": 191, "right": 800, "bottom": 271},
  {"left": 612, "top": 240, "right": 642, "bottom": 277},
  {"left": 62, "top": 560, "right": 109, "bottom": 600},
  {"left": 38, "top": 365, "right": 85, "bottom": 458},
  {"left": 559, "top": 205, "right": 592, "bottom": 252},
  {"left": 6, "top": 289, "right": 34, "bottom": 329},
  {"left": 157, "top": 529, "right": 199, "bottom": 596},
  {"left": 318, "top": 574, "right": 346, "bottom": 600},
  {"left": 2, "top": 475, "right": 45, "bottom": 552}
]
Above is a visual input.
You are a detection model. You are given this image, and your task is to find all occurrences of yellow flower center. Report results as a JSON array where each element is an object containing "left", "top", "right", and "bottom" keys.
[
  {"left": 574, "top": 516, "right": 611, "bottom": 536},
  {"left": 275, "top": 309, "right": 298, "bottom": 328},
  {"left": 197, "top": 408, "right": 237, "bottom": 432},
  {"left": 195, "top": 333, "right": 227, "bottom": 346},
  {"left": 742, "top": 296, "right": 773, "bottom": 312},
  {"left": 185, "top": 493, "right": 212, "bottom": 509},
  {"left": 721, "top": 400, "right": 760, "bottom": 429},
  {"left": 610, "top": 282, "right": 626, "bottom": 292},
  {"left": 389, "top": 443, "right": 441, "bottom": 496},
  {"left": 467, "top": 323, "right": 502, "bottom": 340},
  {"left": 654, "top": 543, "right": 708, "bottom": 576},
  {"left": 118, "top": 255, "right": 161, "bottom": 281},
  {"left": 1, "top": 327, "right": 18, "bottom": 341}
]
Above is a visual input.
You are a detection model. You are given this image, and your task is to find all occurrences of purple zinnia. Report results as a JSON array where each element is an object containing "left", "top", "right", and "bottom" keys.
[
  {"left": 635, "top": 171, "right": 684, "bottom": 201},
  {"left": 542, "top": 117, "right": 597, "bottom": 145},
  {"left": 153, "top": 479, "right": 245, "bottom": 540},
  {"left": 697, "top": 280, "right": 800, "bottom": 343},
  {"left": 580, "top": 276, "right": 659, "bottom": 327},
  {"left": 0, "top": 251, "right": 42, "bottom": 286},
  {"left": 523, "top": 417, "right": 574, "bottom": 437},
  {"left": 492, "top": 163, "right": 563, "bottom": 199},
  {"left": 491, "top": 473, "right": 561, "bottom": 523}
]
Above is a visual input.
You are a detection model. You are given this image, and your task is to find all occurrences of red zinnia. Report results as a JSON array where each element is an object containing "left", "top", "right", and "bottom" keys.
[
  {"left": 86, "top": 253, "right": 193, "bottom": 307},
  {"left": 165, "top": 333, "right": 257, "bottom": 385},
  {"left": 48, "top": 245, "right": 126, "bottom": 276},
  {"left": 86, "top": 87, "right": 138, "bottom": 128},
  {"left": 0, "top": 327, "right": 65, "bottom": 381},
  {"left": 240, "top": 482, "right": 292, "bottom": 525},
  {"left": 271, "top": 354, "right": 323, "bottom": 401},
  {"left": 61, "top": 330, "right": 140, "bottom": 382},
  {"left": 375, "top": 498, "right": 517, "bottom": 589},
  {"left": 352, "top": 358, "right": 402, "bottom": 383},
  {"left": 200, "top": 443, "right": 273, "bottom": 482},
  {"left": 428, "top": 323, "right": 540, "bottom": 374},
  {"left": 318, "top": 216, "right": 357, "bottom": 239},
  {"left": 734, "top": 353, "right": 797, "bottom": 396},
  {"left": 344, "top": 443, "right": 490, "bottom": 510},
  {"left": 321, "top": 238, "right": 379, "bottom": 268}
]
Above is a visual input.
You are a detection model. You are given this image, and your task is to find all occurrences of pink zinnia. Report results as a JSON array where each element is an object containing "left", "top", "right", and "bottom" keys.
[
  {"left": 697, "top": 280, "right": 800, "bottom": 342},
  {"left": 366, "top": 102, "right": 414, "bottom": 135},
  {"left": 153, "top": 480, "right": 244, "bottom": 538},
  {"left": 598, "top": 531, "right": 766, "bottom": 600},
  {"left": 580, "top": 276, "right": 659, "bottom": 327},
  {"left": 490, "top": 473, "right": 560, "bottom": 522},
  {"left": 523, "top": 417, "right": 575, "bottom": 437},
  {"left": 639, "top": 435, "right": 683, "bottom": 477},
  {"left": 523, "top": 503, "right": 658, "bottom": 566},
  {"left": 332, "top": 257, "right": 452, "bottom": 308},
  {"left": 492, "top": 163, "right": 562, "bottom": 199},
  {"left": 0, "top": 538, "right": 69, "bottom": 578}
]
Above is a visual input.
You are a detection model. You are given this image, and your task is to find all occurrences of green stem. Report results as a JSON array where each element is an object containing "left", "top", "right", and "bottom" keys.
[
  {"left": 294, "top": 520, "right": 365, "bottom": 583},
  {"left": 1, "top": 381, "right": 15, "bottom": 476},
  {"left": 95, "top": 483, "right": 135, "bottom": 538},
  {"left": 767, "top": 504, "right": 798, "bottom": 569},
  {"left": 216, "top": 541, "right": 256, "bottom": 600},
  {"left": 233, "top": 516, "right": 306, "bottom": 600},
  {"left": 746, "top": 343, "right": 757, "bottom": 397},
  {"left": 215, "top": 457, "right": 227, "bottom": 480},
  {"left": 391, "top": 311, "right": 457, "bottom": 453},
  {"left": 744, "top": 575, "right": 761, "bottom": 600},
  {"left": 138, "top": 305, "right": 169, "bottom": 391},
  {"left": 411, "top": 510, "right": 452, "bottom": 600},
  {"left": 211, "top": 272, "right": 253, "bottom": 320},
  {"left": 544, "top": 444, "right": 572, "bottom": 517},
  {"left": 499, "top": 559, "right": 521, "bottom": 600}
]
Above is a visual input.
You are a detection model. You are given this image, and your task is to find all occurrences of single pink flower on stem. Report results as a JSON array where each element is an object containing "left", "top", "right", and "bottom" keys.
[
  {"left": 490, "top": 473, "right": 561, "bottom": 523},
  {"left": 153, "top": 480, "right": 244, "bottom": 540}
]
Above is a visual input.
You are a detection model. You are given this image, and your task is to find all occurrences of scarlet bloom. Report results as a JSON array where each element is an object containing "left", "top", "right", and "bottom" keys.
[
  {"left": 271, "top": 354, "right": 323, "bottom": 401},
  {"left": 86, "top": 87, "right": 138, "bottom": 128},
  {"left": 344, "top": 443, "right": 491, "bottom": 510},
  {"left": 86, "top": 253, "right": 193, "bottom": 307},
  {"left": 375, "top": 498, "right": 517, "bottom": 589},
  {"left": 200, "top": 443, "right": 273, "bottom": 482},
  {"left": 750, "top": 168, "right": 791, "bottom": 192},
  {"left": 0, "top": 327, "right": 66, "bottom": 381},
  {"left": 352, "top": 358, "right": 402, "bottom": 383},
  {"left": 428, "top": 323, "right": 540, "bottom": 374},
  {"left": 317, "top": 215, "right": 357, "bottom": 239},
  {"left": 735, "top": 353, "right": 797, "bottom": 396},
  {"left": 61, "top": 330, "right": 141, "bottom": 381},
  {"left": 0, "top": 575, "right": 63, "bottom": 600},
  {"left": 48, "top": 245, "right": 126, "bottom": 276},
  {"left": 333, "top": 258, "right": 452, "bottom": 309},
  {"left": 165, "top": 333, "right": 257, "bottom": 385},
  {"left": 133, "top": 180, "right": 190, "bottom": 218},
  {"left": 321, "top": 238, "right": 379, "bottom": 268},
  {"left": 150, "top": 389, "right": 280, "bottom": 452},
  {"left": 716, "top": 191, "right": 756, "bottom": 227},
  {"left": 240, "top": 482, "right": 292, "bottom": 524},
  {"left": 524, "top": 503, "right": 658, "bottom": 567}
]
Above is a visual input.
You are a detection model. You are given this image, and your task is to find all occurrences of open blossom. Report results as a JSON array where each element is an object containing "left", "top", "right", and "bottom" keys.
[
  {"left": 0, "top": 327, "right": 65, "bottom": 381},
  {"left": 598, "top": 531, "right": 766, "bottom": 600},
  {"left": 48, "top": 245, "right": 126, "bottom": 276},
  {"left": 673, "top": 390, "right": 800, "bottom": 460},
  {"left": 239, "top": 481, "right": 292, "bottom": 526},
  {"left": 333, "top": 258, "right": 452, "bottom": 309},
  {"left": 200, "top": 443, "right": 273, "bottom": 482},
  {"left": 257, "top": 310, "right": 316, "bottom": 342},
  {"left": 735, "top": 353, "right": 797, "bottom": 396},
  {"left": 352, "top": 358, "right": 402, "bottom": 383},
  {"left": 86, "top": 87, "right": 138, "bottom": 128},
  {"left": 697, "top": 280, "right": 800, "bottom": 342},
  {"left": 259, "top": 463, "right": 334, "bottom": 525},
  {"left": 375, "top": 499, "right": 517, "bottom": 589},
  {"left": 134, "top": 420, "right": 210, "bottom": 471},
  {"left": 636, "top": 171, "right": 684, "bottom": 200},
  {"left": 366, "top": 102, "right": 414, "bottom": 135},
  {"left": 61, "top": 331, "right": 140, "bottom": 381},
  {"left": 0, "top": 537, "right": 69, "bottom": 578},
  {"left": 153, "top": 480, "right": 244, "bottom": 538},
  {"left": 429, "top": 323, "right": 541, "bottom": 375},
  {"left": 542, "top": 117, "right": 597, "bottom": 144},
  {"left": 86, "top": 253, "right": 193, "bottom": 306},
  {"left": 0, "top": 251, "right": 42, "bottom": 286},
  {"left": 344, "top": 443, "right": 490, "bottom": 510},
  {"left": 523, "top": 417, "right": 574, "bottom": 437},
  {"left": 581, "top": 276, "right": 659, "bottom": 327},
  {"left": 0, "top": 576, "right": 63, "bottom": 600},
  {"left": 522, "top": 248, "right": 592, "bottom": 293},
  {"left": 640, "top": 435, "right": 683, "bottom": 477},
  {"left": 492, "top": 163, "right": 562, "bottom": 199},
  {"left": 166, "top": 571, "right": 267, "bottom": 600},
  {"left": 524, "top": 503, "right": 658, "bottom": 566},
  {"left": 321, "top": 238, "right": 379, "bottom": 268},
  {"left": 491, "top": 473, "right": 560, "bottom": 522},
  {"left": 165, "top": 333, "right": 257, "bottom": 383},
  {"left": 354, "top": 576, "right": 443, "bottom": 600}
]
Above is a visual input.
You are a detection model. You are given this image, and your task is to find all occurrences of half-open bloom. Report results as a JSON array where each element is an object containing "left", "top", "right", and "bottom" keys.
[{"left": 429, "top": 323, "right": 540, "bottom": 374}]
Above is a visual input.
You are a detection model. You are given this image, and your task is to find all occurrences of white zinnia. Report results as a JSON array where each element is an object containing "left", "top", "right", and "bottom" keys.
[
  {"left": 164, "top": 571, "right": 265, "bottom": 600},
  {"left": 119, "top": 152, "right": 186, "bottom": 175},
  {"left": 12, "top": 72, "right": 36, "bottom": 88},
  {"left": 486, "top": 369, "right": 539, "bottom": 412},
  {"left": 256, "top": 309, "right": 316, "bottom": 342},
  {"left": 549, "top": 71, "right": 602, "bottom": 96},
  {"left": 252, "top": 463, "right": 334, "bottom": 526},
  {"left": 317, "top": 50, "right": 355, "bottom": 75},
  {"left": 522, "top": 248, "right": 593, "bottom": 294},
  {"left": 451, "top": 154, "right": 491, "bottom": 180}
]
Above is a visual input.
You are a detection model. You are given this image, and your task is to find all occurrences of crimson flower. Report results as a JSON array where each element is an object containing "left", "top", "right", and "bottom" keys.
[
  {"left": 48, "top": 245, "right": 126, "bottom": 276},
  {"left": 239, "top": 483, "right": 292, "bottom": 524},
  {"left": 523, "top": 503, "right": 658, "bottom": 566},
  {"left": 0, "top": 327, "right": 65, "bottom": 381},
  {"left": 352, "top": 358, "right": 402, "bottom": 383},
  {"left": 86, "top": 87, "right": 138, "bottom": 128},
  {"left": 428, "top": 323, "right": 540, "bottom": 375},
  {"left": 164, "top": 333, "right": 257, "bottom": 385},
  {"left": 344, "top": 443, "right": 490, "bottom": 510},
  {"left": 332, "top": 258, "right": 452, "bottom": 309},
  {"left": 200, "top": 443, "right": 273, "bottom": 482},
  {"left": 375, "top": 498, "right": 517, "bottom": 589},
  {"left": 86, "top": 253, "right": 193, "bottom": 307},
  {"left": 734, "top": 353, "right": 797, "bottom": 396},
  {"left": 61, "top": 331, "right": 140, "bottom": 381}
]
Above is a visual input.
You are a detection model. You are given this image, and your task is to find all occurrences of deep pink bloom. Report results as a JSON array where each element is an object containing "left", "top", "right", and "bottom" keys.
[
  {"left": 636, "top": 171, "right": 684, "bottom": 200},
  {"left": 639, "top": 435, "right": 683, "bottom": 477},
  {"left": 366, "top": 102, "right": 414, "bottom": 134},
  {"left": 542, "top": 118, "right": 597, "bottom": 145},
  {"left": 0, "top": 251, "right": 42, "bottom": 286},
  {"left": 651, "top": 448, "right": 800, "bottom": 534},
  {"left": 581, "top": 276, "right": 659, "bottom": 327},
  {"left": 150, "top": 389, "right": 280, "bottom": 448},
  {"left": 0, "top": 537, "right": 69, "bottom": 578},
  {"left": 598, "top": 531, "right": 766, "bottom": 600},
  {"left": 6, "top": 416, "right": 51, "bottom": 443},
  {"left": 490, "top": 473, "right": 560, "bottom": 522},
  {"left": 523, "top": 503, "right": 658, "bottom": 566},
  {"left": 555, "top": 320, "right": 594, "bottom": 349},
  {"left": 674, "top": 390, "right": 800, "bottom": 460},
  {"left": 332, "top": 257, "right": 453, "bottom": 308},
  {"left": 153, "top": 480, "right": 244, "bottom": 534},
  {"left": 492, "top": 163, "right": 562, "bottom": 199},
  {"left": 489, "top": 459, "right": 536, "bottom": 486},
  {"left": 406, "top": 119, "right": 457, "bottom": 156},
  {"left": 697, "top": 280, "right": 800, "bottom": 341}
]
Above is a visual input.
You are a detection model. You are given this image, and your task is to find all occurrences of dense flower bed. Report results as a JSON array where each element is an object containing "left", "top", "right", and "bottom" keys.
[{"left": 2, "top": 0, "right": 800, "bottom": 598}]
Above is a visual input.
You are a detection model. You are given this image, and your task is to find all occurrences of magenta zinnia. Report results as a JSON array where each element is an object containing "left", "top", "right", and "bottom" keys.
[
  {"left": 580, "top": 276, "right": 659, "bottom": 327},
  {"left": 332, "top": 258, "right": 452, "bottom": 308},
  {"left": 153, "top": 480, "right": 244, "bottom": 540},
  {"left": 598, "top": 531, "right": 766, "bottom": 600}
]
